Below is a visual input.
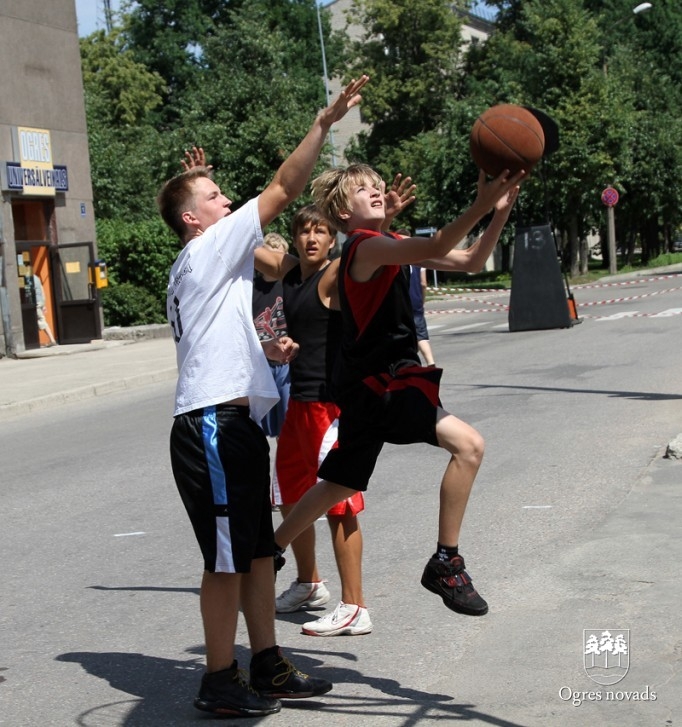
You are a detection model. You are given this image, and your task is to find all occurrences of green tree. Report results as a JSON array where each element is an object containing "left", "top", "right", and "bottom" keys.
[
  {"left": 176, "top": 2, "right": 334, "bottom": 233},
  {"left": 485, "top": 0, "right": 682, "bottom": 269},
  {"left": 343, "top": 0, "right": 466, "bottom": 160},
  {"left": 80, "top": 30, "right": 170, "bottom": 220},
  {"left": 463, "top": 0, "right": 639, "bottom": 274}
]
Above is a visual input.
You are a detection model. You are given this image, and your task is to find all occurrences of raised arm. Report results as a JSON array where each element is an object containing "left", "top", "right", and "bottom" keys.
[
  {"left": 420, "top": 184, "right": 521, "bottom": 273},
  {"left": 258, "top": 76, "right": 369, "bottom": 228},
  {"left": 254, "top": 246, "right": 300, "bottom": 281},
  {"left": 350, "top": 170, "right": 525, "bottom": 282}
]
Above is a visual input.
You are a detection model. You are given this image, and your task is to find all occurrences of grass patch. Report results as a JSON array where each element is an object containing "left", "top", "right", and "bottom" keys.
[{"left": 425, "top": 252, "right": 682, "bottom": 298}]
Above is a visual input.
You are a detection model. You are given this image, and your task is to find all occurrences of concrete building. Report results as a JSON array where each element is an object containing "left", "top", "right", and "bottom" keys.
[{"left": 0, "top": 0, "right": 101, "bottom": 356}]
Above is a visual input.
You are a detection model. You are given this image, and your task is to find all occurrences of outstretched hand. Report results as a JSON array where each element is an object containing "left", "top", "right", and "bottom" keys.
[
  {"left": 494, "top": 183, "right": 521, "bottom": 219},
  {"left": 384, "top": 173, "right": 416, "bottom": 224},
  {"left": 321, "top": 75, "right": 370, "bottom": 127},
  {"left": 181, "top": 146, "right": 212, "bottom": 172},
  {"left": 474, "top": 168, "right": 526, "bottom": 216}
]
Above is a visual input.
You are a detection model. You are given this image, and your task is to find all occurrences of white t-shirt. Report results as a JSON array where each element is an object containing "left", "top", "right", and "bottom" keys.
[{"left": 167, "top": 196, "right": 278, "bottom": 422}]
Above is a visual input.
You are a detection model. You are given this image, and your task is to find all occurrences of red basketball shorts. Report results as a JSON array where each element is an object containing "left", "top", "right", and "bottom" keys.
[{"left": 274, "top": 399, "right": 364, "bottom": 517}]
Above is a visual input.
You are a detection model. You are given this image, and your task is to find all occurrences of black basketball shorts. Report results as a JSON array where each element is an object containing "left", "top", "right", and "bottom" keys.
[{"left": 170, "top": 404, "right": 274, "bottom": 573}]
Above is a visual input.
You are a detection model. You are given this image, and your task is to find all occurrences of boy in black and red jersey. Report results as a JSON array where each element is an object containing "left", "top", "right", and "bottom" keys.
[
  {"left": 254, "top": 183, "right": 414, "bottom": 637},
  {"left": 273, "top": 163, "right": 524, "bottom": 617}
]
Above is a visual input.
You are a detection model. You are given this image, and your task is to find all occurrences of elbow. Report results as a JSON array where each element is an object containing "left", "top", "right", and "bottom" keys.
[{"left": 459, "top": 258, "right": 484, "bottom": 275}]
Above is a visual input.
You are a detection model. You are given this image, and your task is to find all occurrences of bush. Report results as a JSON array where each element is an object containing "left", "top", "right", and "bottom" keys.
[
  {"left": 96, "top": 217, "right": 179, "bottom": 303},
  {"left": 101, "top": 282, "right": 166, "bottom": 327}
]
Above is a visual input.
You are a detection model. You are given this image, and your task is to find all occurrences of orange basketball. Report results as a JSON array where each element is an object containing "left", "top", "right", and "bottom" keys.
[{"left": 470, "top": 104, "right": 545, "bottom": 177}]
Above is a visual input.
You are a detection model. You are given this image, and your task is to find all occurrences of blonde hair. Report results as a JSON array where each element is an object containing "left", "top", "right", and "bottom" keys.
[
  {"left": 263, "top": 232, "right": 289, "bottom": 253},
  {"left": 311, "top": 163, "right": 383, "bottom": 232}
]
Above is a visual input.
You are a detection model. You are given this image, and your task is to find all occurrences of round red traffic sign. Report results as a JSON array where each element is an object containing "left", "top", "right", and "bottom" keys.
[{"left": 601, "top": 186, "right": 619, "bottom": 207}]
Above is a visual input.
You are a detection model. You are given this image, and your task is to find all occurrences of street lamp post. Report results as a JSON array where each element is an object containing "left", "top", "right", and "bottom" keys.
[
  {"left": 316, "top": 1, "right": 337, "bottom": 167},
  {"left": 602, "top": 2, "right": 652, "bottom": 274}
]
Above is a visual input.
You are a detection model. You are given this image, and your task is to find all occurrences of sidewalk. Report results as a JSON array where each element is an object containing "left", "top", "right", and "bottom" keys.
[{"left": 0, "top": 328, "right": 176, "bottom": 421}]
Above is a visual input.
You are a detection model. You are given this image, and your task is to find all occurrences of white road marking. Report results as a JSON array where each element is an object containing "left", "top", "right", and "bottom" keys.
[
  {"left": 113, "top": 531, "right": 146, "bottom": 537},
  {"left": 595, "top": 312, "right": 640, "bottom": 321},
  {"left": 438, "top": 322, "right": 488, "bottom": 334},
  {"left": 651, "top": 308, "right": 682, "bottom": 318}
]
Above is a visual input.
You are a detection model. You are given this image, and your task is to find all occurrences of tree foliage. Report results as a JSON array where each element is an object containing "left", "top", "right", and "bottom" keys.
[{"left": 81, "top": 0, "right": 682, "bottom": 305}]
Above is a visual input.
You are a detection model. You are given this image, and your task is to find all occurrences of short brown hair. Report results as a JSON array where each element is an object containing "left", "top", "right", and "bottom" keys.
[
  {"left": 311, "top": 164, "right": 383, "bottom": 232},
  {"left": 157, "top": 167, "right": 213, "bottom": 241},
  {"left": 291, "top": 204, "right": 338, "bottom": 239}
]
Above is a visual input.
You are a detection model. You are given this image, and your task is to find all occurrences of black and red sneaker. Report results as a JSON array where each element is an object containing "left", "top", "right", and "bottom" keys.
[
  {"left": 250, "top": 646, "right": 332, "bottom": 699},
  {"left": 421, "top": 555, "right": 488, "bottom": 616},
  {"left": 194, "top": 662, "right": 281, "bottom": 717}
]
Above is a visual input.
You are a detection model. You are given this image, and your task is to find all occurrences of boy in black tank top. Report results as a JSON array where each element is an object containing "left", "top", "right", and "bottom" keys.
[
  {"left": 269, "top": 205, "right": 370, "bottom": 636},
  {"left": 273, "top": 162, "right": 526, "bottom": 619}
]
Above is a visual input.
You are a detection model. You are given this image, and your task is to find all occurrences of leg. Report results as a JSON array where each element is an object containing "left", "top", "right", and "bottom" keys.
[
  {"left": 434, "top": 408, "right": 485, "bottom": 547},
  {"left": 245, "top": 561, "right": 332, "bottom": 700},
  {"left": 240, "top": 556, "right": 277, "bottom": 655},
  {"left": 279, "top": 503, "right": 320, "bottom": 583},
  {"left": 200, "top": 571, "right": 241, "bottom": 673},
  {"left": 420, "top": 408, "right": 487, "bottom": 616},
  {"left": 327, "top": 512, "right": 365, "bottom": 607},
  {"left": 301, "top": 511, "right": 371, "bottom": 636},
  {"left": 274, "top": 504, "right": 330, "bottom": 613},
  {"left": 275, "top": 480, "right": 355, "bottom": 550},
  {"left": 418, "top": 339, "right": 435, "bottom": 366}
]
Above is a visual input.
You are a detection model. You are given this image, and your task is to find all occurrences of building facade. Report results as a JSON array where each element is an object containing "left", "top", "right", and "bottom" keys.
[{"left": 0, "top": 0, "right": 100, "bottom": 356}]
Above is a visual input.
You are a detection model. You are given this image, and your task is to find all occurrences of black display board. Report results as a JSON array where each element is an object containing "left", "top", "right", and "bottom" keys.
[{"left": 508, "top": 224, "right": 572, "bottom": 332}]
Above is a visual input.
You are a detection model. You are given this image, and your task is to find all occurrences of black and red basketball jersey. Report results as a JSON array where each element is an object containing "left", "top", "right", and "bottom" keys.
[{"left": 334, "top": 230, "right": 420, "bottom": 399}]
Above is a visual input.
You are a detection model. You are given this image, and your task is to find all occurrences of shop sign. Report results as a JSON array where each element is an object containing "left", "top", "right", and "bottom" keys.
[
  {"left": 5, "top": 126, "right": 65, "bottom": 196},
  {"left": 2, "top": 162, "right": 69, "bottom": 192}
]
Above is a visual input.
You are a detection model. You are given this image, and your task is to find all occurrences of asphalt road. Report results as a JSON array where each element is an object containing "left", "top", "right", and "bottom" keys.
[{"left": 1, "top": 272, "right": 681, "bottom": 726}]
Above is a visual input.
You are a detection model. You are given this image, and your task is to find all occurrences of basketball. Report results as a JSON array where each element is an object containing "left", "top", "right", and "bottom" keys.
[{"left": 470, "top": 104, "right": 545, "bottom": 177}]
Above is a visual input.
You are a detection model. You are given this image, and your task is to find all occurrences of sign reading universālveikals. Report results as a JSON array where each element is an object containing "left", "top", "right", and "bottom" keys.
[{"left": 0, "top": 127, "right": 69, "bottom": 195}]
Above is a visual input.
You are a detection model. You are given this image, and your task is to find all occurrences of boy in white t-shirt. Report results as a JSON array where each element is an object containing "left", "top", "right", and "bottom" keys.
[{"left": 158, "top": 76, "right": 368, "bottom": 719}]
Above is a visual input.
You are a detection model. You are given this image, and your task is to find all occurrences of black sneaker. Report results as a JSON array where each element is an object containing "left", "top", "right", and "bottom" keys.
[
  {"left": 250, "top": 646, "right": 333, "bottom": 699},
  {"left": 421, "top": 554, "right": 488, "bottom": 616},
  {"left": 194, "top": 662, "right": 282, "bottom": 717}
]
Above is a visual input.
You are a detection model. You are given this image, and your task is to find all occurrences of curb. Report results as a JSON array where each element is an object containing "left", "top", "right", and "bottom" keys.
[{"left": 0, "top": 367, "right": 177, "bottom": 421}]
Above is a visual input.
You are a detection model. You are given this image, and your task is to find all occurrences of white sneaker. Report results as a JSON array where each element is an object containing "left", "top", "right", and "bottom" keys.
[
  {"left": 275, "top": 580, "right": 331, "bottom": 613},
  {"left": 302, "top": 601, "right": 373, "bottom": 637}
]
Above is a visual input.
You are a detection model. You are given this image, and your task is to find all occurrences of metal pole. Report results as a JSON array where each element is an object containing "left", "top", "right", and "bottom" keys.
[
  {"left": 607, "top": 205, "right": 617, "bottom": 274},
  {"left": 316, "top": 2, "right": 337, "bottom": 167}
]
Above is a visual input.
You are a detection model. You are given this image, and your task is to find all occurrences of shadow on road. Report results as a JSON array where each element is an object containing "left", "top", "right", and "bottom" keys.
[
  {"left": 57, "top": 645, "right": 529, "bottom": 726},
  {"left": 472, "top": 382, "right": 682, "bottom": 401}
]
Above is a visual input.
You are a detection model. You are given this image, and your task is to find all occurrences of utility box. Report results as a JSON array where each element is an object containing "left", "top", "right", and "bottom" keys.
[{"left": 90, "top": 260, "right": 108, "bottom": 289}]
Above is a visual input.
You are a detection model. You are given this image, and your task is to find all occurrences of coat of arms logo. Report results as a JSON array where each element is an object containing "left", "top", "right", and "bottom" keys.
[{"left": 583, "top": 629, "right": 630, "bottom": 686}]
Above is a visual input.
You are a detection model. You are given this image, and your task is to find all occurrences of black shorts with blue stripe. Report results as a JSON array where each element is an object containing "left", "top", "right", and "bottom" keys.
[{"left": 170, "top": 404, "right": 274, "bottom": 573}]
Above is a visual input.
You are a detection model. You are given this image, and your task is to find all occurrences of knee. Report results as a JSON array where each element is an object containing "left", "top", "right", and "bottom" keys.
[{"left": 458, "top": 430, "right": 485, "bottom": 468}]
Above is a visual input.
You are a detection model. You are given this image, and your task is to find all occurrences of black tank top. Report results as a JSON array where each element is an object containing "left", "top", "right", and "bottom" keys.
[
  {"left": 282, "top": 264, "right": 341, "bottom": 401},
  {"left": 334, "top": 230, "right": 419, "bottom": 400}
]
